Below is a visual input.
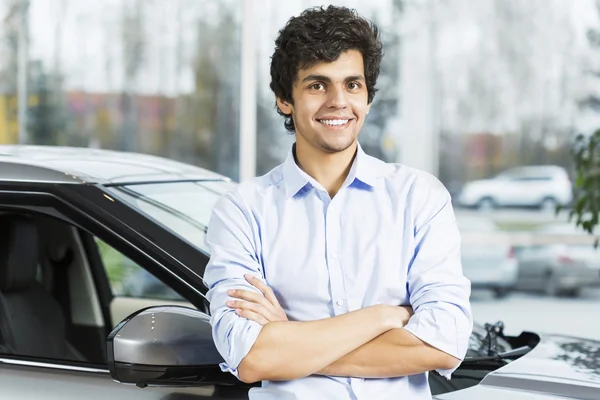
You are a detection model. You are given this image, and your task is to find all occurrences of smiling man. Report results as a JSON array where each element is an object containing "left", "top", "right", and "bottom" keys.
[{"left": 203, "top": 5, "right": 473, "bottom": 400}]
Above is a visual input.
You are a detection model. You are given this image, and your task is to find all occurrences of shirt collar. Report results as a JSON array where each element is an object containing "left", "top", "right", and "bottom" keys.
[
  {"left": 353, "top": 143, "right": 383, "bottom": 188},
  {"left": 282, "top": 144, "right": 310, "bottom": 198},
  {"left": 283, "top": 142, "right": 386, "bottom": 199}
]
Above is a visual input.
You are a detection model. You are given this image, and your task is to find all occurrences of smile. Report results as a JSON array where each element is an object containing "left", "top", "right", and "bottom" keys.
[{"left": 317, "top": 119, "right": 351, "bottom": 127}]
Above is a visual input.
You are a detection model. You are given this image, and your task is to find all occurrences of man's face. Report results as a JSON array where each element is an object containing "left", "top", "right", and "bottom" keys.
[{"left": 277, "top": 50, "right": 371, "bottom": 155}]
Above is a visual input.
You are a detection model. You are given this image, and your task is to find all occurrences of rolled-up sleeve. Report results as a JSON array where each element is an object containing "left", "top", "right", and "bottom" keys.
[
  {"left": 202, "top": 191, "right": 264, "bottom": 379},
  {"left": 403, "top": 176, "right": 473, "bottom": 379}
]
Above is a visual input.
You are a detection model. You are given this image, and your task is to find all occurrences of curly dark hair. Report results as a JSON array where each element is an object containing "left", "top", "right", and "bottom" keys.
[{"left": 269, "top": 5, "right": 383, "bottom": 132}]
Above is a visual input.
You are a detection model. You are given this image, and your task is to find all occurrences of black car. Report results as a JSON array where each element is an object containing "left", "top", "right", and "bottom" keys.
[{"left": 1, "top": 145, "right": 599, "bottom": 400}]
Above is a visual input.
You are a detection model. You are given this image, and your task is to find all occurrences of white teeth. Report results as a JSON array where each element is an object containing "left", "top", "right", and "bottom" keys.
[{"left": 319, "top": 119, "right": 349, "bottom": 126}]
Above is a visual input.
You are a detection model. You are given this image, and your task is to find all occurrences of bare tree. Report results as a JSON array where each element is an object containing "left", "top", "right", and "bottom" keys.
[
  {"left": 120, "top": 0, "right": 145, "bottom": 152},
  {"left": 437, "top": 0, "right": 581, "bottom": 178},
  {"left": 0, "top": 1, "right": 21, "bottom": 143},
  {"left": 582, "top": 0, "right": 600, "bottom": 114}
]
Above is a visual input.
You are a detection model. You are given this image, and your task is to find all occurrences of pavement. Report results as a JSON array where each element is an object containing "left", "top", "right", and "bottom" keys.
[
  {"left": 455, "top": 208, "right": 571, "bottom": 225},
  {"left": 471, "top": 288, "right": 600, "bottom": 341}
]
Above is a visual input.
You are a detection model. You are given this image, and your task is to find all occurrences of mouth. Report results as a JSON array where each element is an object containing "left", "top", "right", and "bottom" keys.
[{"left": 316, "top": 118, "right": 354, "bottom": 129}]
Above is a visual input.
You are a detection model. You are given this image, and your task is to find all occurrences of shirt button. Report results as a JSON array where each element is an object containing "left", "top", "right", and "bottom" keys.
[
  {"left": 331, "top": 253, "right": 338, "bottom": 259},
  {"left": 336, "top": 299, "right": 344, "bottom": 306}
]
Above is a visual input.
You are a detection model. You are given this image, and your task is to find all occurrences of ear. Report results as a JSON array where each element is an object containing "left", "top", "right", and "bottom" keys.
[
  {"left": 276, "top": 98, "right": 293, "bottom": 115},
  {"left": 366, "top": 103, "right": 372, "bottom": 115}
]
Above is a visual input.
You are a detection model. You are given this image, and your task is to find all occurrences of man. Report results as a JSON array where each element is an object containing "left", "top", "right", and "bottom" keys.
[{"left": 203, "top": 5, "right": 473, "bottom": 399}]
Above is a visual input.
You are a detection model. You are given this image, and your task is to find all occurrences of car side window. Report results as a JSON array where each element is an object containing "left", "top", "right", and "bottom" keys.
[
  {"left": 0, "top": 212, "right": 107, "bottom": 365},
  {"left": 95, "top": 238, "right": 184, "bottom": 302}
]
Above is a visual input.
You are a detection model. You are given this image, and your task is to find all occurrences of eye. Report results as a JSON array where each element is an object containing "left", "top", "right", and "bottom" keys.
[
  {"left": 310, "top": 83, "right": 325, "bottom": 91},
  {"left": 348, "top": 82, "right": 361, "bottom": 90}
]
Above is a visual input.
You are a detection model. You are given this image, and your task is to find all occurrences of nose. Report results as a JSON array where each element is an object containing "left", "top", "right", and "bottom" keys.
[{"left": 326, "top": 85, "right": 348, "bottom": 109}]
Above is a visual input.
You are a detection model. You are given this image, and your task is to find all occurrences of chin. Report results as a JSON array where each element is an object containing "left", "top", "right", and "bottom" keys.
[{"left": 319, "top": 138, "right": 357, "bottom": 153}]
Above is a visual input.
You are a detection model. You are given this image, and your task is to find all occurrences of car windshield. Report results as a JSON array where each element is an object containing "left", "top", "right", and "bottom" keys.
[{"left": 107, "top": 180, "right": 236, "bottom": 254}]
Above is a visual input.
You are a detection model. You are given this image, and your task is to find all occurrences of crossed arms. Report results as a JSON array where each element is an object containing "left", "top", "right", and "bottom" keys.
[
  {"left": 227, "top": 275, "right": 461, "bottom": 383},
  {"left": 203, "top": 188, "right": 473, "bottom": 385}
]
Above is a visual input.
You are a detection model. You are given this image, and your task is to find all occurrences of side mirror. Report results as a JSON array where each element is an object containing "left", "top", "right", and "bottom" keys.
[{"left": 107, "top": 305, "right": 235, "bottom": 388}]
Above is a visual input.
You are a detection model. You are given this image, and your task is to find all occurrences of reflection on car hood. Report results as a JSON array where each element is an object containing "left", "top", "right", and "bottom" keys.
[{"left": 480, "top": 333, "right": 600, "bottom": 398}]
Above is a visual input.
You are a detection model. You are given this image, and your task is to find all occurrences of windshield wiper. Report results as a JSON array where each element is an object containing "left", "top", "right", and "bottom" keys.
[
  {"left": 462, "top": 320, "right": 534, "bottom": 364},
  {"left": 462, "top": 345, "right": 532, "bottom": 363},
  {"left": 484, "top": 321, "right": 505, "bottom": 356}
]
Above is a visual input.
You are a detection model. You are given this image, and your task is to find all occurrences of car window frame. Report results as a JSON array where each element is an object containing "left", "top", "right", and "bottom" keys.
[
  {"left": 0, "top": 182, "right": 209, "bottom": 375},
  {"left": 0, "top": 183, "right": 210, "bottom": 304}
]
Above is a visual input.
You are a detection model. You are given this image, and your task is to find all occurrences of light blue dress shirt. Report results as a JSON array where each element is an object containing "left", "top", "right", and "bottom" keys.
[{"left": 203, "top": 143, "right": 473, "bottom": 400}]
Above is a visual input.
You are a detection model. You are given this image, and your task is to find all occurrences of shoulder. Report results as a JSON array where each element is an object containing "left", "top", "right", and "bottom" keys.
[
  {"left": 217, "top": 163, "right": 285, "bottom": 211},
  {"left": 378, "top": 163, "right": 453, "bottom": 227},
  {"left": 381, "top": 162, "right": 450, "bottom": 200},
  {"left": 209, "top": 165, "right": 285, "bottom": 238}
]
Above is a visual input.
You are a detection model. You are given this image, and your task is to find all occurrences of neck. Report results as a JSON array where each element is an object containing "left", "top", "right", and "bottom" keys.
[{"left": 294, "top": 140, "right": 357, "bottom": 198}]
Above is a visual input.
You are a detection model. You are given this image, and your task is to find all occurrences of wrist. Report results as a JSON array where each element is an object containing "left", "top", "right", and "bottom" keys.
[
  {"left": 379, "top": 305, "right": 414, "bottom": 330},
  {"left": 375, "top": 304, "right": 403, "bottom": 331}
]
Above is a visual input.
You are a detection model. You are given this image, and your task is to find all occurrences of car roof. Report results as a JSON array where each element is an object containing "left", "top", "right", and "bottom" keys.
[{"left": 0, "top": 145, "right": 230, "bottom": 185}]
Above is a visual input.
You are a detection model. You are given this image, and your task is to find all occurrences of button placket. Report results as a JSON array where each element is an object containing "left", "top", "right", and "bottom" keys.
[{"left": 325, "top": 198, "right": 346, "bottom": 314}]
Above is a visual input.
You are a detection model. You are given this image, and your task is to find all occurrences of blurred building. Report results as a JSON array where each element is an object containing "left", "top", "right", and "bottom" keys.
[
  {"left": 0, "top": 0, "right": 599, "bottom": 186},
  {"left": 464, "top": 133, "right": 504, "bottom": 180}
]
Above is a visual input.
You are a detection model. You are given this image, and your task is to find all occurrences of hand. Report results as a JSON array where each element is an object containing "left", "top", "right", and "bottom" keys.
[
  {"left": 398, "top": 305, "right": 414, "bottom": 327},
  {"left": 378, "top": 304, "right": 414, "bottom": 330},
  {"left": 226, "top": 274, "right": 289, "bottom": 325}
]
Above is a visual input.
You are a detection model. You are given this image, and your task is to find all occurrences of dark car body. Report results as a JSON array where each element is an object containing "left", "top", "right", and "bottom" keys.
[{"left": 0, "top": 145, "right": 599, "bottom": 399}]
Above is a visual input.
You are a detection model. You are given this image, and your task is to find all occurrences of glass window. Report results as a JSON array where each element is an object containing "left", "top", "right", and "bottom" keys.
[
  {"left": 96, "top": 237, "right": 183, "bottom": 302},
  {"left": 0, "top": 212, "right": 103, "bottom": 364},
  {"left": 0, "top": 0, "right": 242, "bottom": 179},
  {"left": 107, "top": 180, "right": 235, "bottom": 254}
]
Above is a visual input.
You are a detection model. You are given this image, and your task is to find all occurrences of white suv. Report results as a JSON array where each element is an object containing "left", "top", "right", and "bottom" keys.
[{"left": 457, "top": 165, "right": 573, "bottom": 211}]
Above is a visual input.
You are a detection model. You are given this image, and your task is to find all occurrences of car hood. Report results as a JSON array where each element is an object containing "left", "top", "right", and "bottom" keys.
[{"left": 440, "top": 333, "right": 600, "bottom": 399}]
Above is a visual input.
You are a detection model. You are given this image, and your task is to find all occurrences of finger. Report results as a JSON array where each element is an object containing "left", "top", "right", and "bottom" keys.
[
  {"left": 228, "top": 289, "right": 271, "bottom": 308},
  {"left": 227, "top": 300, "right": 274, "bottom": 320},
  {"left": 244, "top": 274, "right": 281, "bottom": 306},
  {"left": 235, "top": 308, "right": 269, "bottom": 326}
]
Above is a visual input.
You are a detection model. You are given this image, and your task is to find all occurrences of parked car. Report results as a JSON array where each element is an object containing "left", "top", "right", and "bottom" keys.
[
  {"left": 514, "top": 223, "right": 600, "bottom": 297},
  {"left": 1, "top": 145, "right": 599, "bottom": 399},
  {"left": 457, "top": 166, "right": 572, "bottom": 211},
  {"left": 457, "top": 216, "right": 518, "bottom": 298}
]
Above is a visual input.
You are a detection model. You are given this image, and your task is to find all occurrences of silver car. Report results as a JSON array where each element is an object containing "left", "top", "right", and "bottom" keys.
[
  {"left": 457, "top": 216, "right": 518, "bottom": 298},
  {"left": 1, "top": 145, "right": 599, "bottom": 399},
  {"left": 515, "top": 223, "right": 600, "bottom": 297},
  {"left": 458, "top": 165, "right": 573, "bottom": 211}
]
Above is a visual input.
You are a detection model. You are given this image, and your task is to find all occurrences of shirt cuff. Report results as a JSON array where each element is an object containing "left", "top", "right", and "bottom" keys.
[
  {"left": 403, "top": 308, "right": 463, "bottom": 379},
  {"left": 216, "top": 316, "right": 264, "bottom": 379}
]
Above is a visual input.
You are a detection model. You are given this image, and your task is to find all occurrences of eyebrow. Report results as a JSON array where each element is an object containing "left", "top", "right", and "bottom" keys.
[{"left": 301, "top": 74, "right": 365, "bottom": 84}]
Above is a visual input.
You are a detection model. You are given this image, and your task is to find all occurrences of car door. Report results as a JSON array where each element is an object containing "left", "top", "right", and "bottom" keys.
[
  {"left": 0, "top": 184, "right": 249, "bottom": 400},
  {"left": 516, "top": 245, "right": 551, "bottom": 290},
  {"left": 94, "top": 237, "right": 196, "bottom": 327},
  {"left": 0, "top": 360, "right": 240, "bottom": 400},
  {"left": 495, "top": 176, "right": 538, "bottom": 206},
  {"left": 515, "top": 176, "right": 553, "bottom": 206}
]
